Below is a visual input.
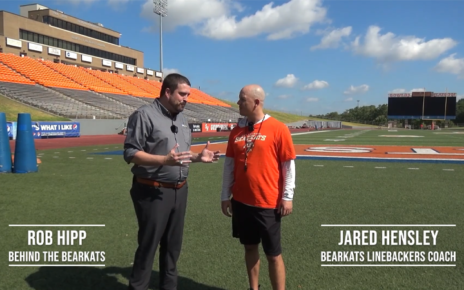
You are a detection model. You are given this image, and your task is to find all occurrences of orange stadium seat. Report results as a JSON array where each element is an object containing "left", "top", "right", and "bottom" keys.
[
  {"left": 39, "top": 60, "right": 126, "bottom": 95},
  {"left": 0, "top": 62, "right": 35, "bottom": 85},
  {"left": 82, "top": 68, "right": 153, "bottom": 98},
  {"left": 0, "top": 53, "right": 86, "bottom": 90},
  {"left": 0, "top": 52, "right": 237, "bottom": 121},
  {"left": 116, "top": 74, "right": 160, "bottom": 98},
  {"left": 141, "top": 78, "right": 230, "bottom": 107}
]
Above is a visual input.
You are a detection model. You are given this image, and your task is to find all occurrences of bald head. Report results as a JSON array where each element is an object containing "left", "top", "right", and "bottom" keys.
[
  {"left": 237, "top": 84, "right": 266, "bottom": 120},
  {"left": 241, "top": 84, "right": 266, "bottom": 102}
]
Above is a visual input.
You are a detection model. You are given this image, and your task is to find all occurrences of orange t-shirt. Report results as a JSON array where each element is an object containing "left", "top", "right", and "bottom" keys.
[{"left": 226, "top": 116, "right": 296, "bottom": 209}]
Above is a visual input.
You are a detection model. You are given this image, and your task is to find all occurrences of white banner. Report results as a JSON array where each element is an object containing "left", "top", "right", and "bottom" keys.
[
  {"left": 147, "top": 70, "right": 154, "bottom": 76},
  {"left": 432, "top": 93, "right": 457, "bottom": 97},
  {"left": 28, "top": 43, "right": 43, "bottom": 52},
  {"left": 388, "top": 93, "right": 411, "bottom": 97},
  {"left": 6, "top": 38, "right": 22, "bottom": 48},
  {"left": 82, "top": 55, "right": 92, "bottom": 63},
  {"left": 155, "top": 71, "right": 162, "bottom": 78},
  {"left": 137, "top": 67, "right": 144, "bottom": 74},
  {"left": 102, "top": 59, "right": 112, "bottom": 67},
  {"left": 127, "top": 65, "right": 134, "bottom": 72},
  {"left": 115, "top": 62, "right": 123, "bottom": 69},
  {"left": 65, "top": 51, "right": 77, "bottom": 60},
  {"left": 48, "top": 47, "right": 61, "bottom": 56}
]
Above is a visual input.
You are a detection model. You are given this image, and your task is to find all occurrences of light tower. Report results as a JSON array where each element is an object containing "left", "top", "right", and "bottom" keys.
[{"left": 153, "top": 0, "right": 168, "bottom": 80}]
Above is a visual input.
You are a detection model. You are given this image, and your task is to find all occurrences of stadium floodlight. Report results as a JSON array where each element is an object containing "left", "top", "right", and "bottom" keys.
[{"left": 153, "top": 0, "right": 168, "bottom": 80}]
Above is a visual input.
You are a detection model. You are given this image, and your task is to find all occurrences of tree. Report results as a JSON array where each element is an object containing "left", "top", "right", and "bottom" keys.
[
  {"left": 310, "top": 100, "right": 463, "bottom": 126},
  {"left": 455, "top": 99, "right": 464, "bottom": 124}
]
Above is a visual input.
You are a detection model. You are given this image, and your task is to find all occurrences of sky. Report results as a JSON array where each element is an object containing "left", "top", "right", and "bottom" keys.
[{"left": 2, "top": 0, "right": 464, "bottom": 115}]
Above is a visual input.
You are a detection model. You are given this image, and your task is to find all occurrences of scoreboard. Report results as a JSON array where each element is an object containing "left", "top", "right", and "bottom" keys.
[{"left": 387, "top": 92, "right": 457, "bottom": 120}]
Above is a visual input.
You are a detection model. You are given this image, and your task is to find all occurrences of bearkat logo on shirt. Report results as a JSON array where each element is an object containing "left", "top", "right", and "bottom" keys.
[{"left": 235, "top": 133, "right": 267, "bottom": 153}]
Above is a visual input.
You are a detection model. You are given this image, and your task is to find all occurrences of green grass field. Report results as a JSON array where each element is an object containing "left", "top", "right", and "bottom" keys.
[
  {"left": 292, "top": 128, "right": 464, "bottom": 146},
  {"left": 1, "top": 130, "right": 463, "bottom": 290}
]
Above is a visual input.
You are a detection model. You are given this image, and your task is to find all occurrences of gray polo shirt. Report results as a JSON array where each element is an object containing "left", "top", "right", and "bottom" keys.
[{"left": 123, "top": 98, "right": 191, "bottom": 183}]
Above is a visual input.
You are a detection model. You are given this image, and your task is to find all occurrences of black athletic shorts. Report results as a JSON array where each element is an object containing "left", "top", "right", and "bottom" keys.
[{"left": 231, "top": 198, "right": 282, "bottom": 257}]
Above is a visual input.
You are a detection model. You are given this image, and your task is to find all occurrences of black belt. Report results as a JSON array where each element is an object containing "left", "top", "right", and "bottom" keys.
[{"left": 136, "top": 177, "right": 186, "bottom": 189}]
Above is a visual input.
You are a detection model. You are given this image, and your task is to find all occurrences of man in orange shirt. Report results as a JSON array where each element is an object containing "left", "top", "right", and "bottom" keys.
[{"left": 221, "top": 84, "right": 296, "bottom": 290}]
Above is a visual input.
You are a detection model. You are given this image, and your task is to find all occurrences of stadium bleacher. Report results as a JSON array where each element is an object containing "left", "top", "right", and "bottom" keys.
[
  {"left": 0, "top": 81, "right": 120, "bottom": 119},
  {"left": 0, "top": 53, "right": 242, "bottom": 123}
]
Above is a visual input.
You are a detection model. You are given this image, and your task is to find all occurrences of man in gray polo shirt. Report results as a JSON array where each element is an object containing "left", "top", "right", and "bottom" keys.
[{"left": 123, "top": 73, "right": 220, "bottom": 290}]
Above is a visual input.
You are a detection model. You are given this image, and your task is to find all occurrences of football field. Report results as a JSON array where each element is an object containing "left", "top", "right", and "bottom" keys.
[{"left": 1, "top": 129, "right": 463, "bottom": 290}]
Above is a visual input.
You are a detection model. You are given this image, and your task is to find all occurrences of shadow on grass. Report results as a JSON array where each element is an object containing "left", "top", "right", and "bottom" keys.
[{"left": 25, "top": 266, "right": 226, "bottom": 290}]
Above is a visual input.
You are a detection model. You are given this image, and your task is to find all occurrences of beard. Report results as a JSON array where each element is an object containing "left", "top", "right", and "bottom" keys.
[{"left": 171, "top": 100, "right": 186, "bottom": 113}]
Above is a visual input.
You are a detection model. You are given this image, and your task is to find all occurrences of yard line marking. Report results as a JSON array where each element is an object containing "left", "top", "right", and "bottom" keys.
[
  {"left": 87, "top": 157, "right": 93, "bottom": 159},
  {"left": 344, "top": 166, "right": 354, "bottom": 168},
  {"left": 54, "top": 152, "right": 59, "bottom": 154},
  {"left": 314, "top": 165, "right": 324, "bottom": 167},
  {"left": 413, "top": 148, "right": 438, "bottom": 154},
  {"left": 443, "top": 169, "right": 454, "bottom": 171},
  {"left": 321, "top": 264, "right": 455, "bottom": 267},
  {"left": 104, "top": 147, "right": 109, "bottom": 149},
  {"left": 81, "top": 150, "right": 86, "bottom": 151},
  {"left": 69, "top": 157, "right": 75, "bottom": 159},
  {"left": 9, "top": 264, "right": 105, "bottom": 267},
  {"left": 93, "top": 149, "right": 97, "bottom": 151},
  {"left": 290, "top": 130, "right": 335, "bottom": 136},
  {"left": 68, "top": 151, "right": 73, "bottom": 153},
  {"left": 105, "top": 158, "right": 112, "bottom": 160},
  {"left": 408, "top": 168, "right": 419, "bottom": 170},
  {"left": 375, "top": 167, "right": 386, "bottom": 169},
  {"left": 9, "top": 224, "right": 105, "bottom": 226},
  {"left": 321, "top": 224, "right": 456, "bottom": 227}
]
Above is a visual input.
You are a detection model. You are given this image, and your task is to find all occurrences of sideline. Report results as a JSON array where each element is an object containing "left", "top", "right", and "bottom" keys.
[{"left": 191, "top": 129, "right": 336, "bottom": 147}]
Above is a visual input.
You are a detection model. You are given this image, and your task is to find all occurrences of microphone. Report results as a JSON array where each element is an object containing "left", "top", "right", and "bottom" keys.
[{"left": 247, "top": 122, "right": 254, "bottom": 132}]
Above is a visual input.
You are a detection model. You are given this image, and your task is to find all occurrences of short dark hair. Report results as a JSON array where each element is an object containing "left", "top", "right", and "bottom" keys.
[{"left": 160, "top": 73, "right": 191, "bottom": 97}]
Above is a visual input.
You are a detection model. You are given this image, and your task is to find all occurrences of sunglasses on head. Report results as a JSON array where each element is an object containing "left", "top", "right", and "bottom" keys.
[{"left": 171, "top": 125, "right": 178, "bottom": 134}]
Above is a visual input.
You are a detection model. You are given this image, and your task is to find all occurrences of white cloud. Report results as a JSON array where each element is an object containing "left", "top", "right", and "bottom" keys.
[
  {"left": 306, "top": 97, "right": 319, "bottom": 102},
  {"left": 141, "top": 0, "right": 327, "bottom": 40},
  {"left": 278, "top": 94, "right": 292, "bottom": 99},
  {"left": 163, "top": 68, "right": 180, "bottom": 76},
  {"left": 142, "top": 0, "right": 232, "bottom": 32},
  {"left": 388, "top": 88, "right": 406, "bottom": 94},
  {"left": 388, "top": 88, "right": 426, "bottom": 94},
  {"left": 351, "top": 26, "right": 457, "bottom": 63},
  {"left": 274, "top": 74, "right": 298, "bottom": 88},
  {"left": 458, "top": 95, "right": 464, "bottom": 100},
  {"left": 311, "top": 26, "right": 351, "bottom": 50},
  {"left": 344, "top": 97, "right": 353, "bottom": 102},
  {"left": 344, "top": 84, "right": 369, "bottom": 95},
  {"left": 59, "top": 0, "right": 131, "bottom": 8},
  {"left": 434, "top": 54, "right": 464, "bottom": 79},
  {"left": 302, "top": 80, "right": 329, "bottom": 90},
  {"left": 58, "top": 0, "right": 99, "bottom": 4}
]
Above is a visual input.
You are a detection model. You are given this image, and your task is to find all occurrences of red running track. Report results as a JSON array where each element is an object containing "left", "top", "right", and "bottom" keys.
[{"left": 8, "top": 128, "right": 323, "bottom": 151}]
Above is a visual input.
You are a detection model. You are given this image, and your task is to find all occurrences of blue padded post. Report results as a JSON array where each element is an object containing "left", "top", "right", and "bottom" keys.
[
  {"left": 13, "top": 113, "right": 38, "bottom": 173},
  {"left": 0, "top": 112, "right": 12, "bottom": 173}
]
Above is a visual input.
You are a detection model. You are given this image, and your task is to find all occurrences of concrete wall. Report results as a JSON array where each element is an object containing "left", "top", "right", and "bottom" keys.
[{"left": 72, "top": 118, "right": 127, "bottom": 135}]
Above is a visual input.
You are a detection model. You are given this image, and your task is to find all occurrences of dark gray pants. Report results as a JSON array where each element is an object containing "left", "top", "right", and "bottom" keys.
[{"left": 128, "top": 177, "right": 189, "bottom": 290}]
